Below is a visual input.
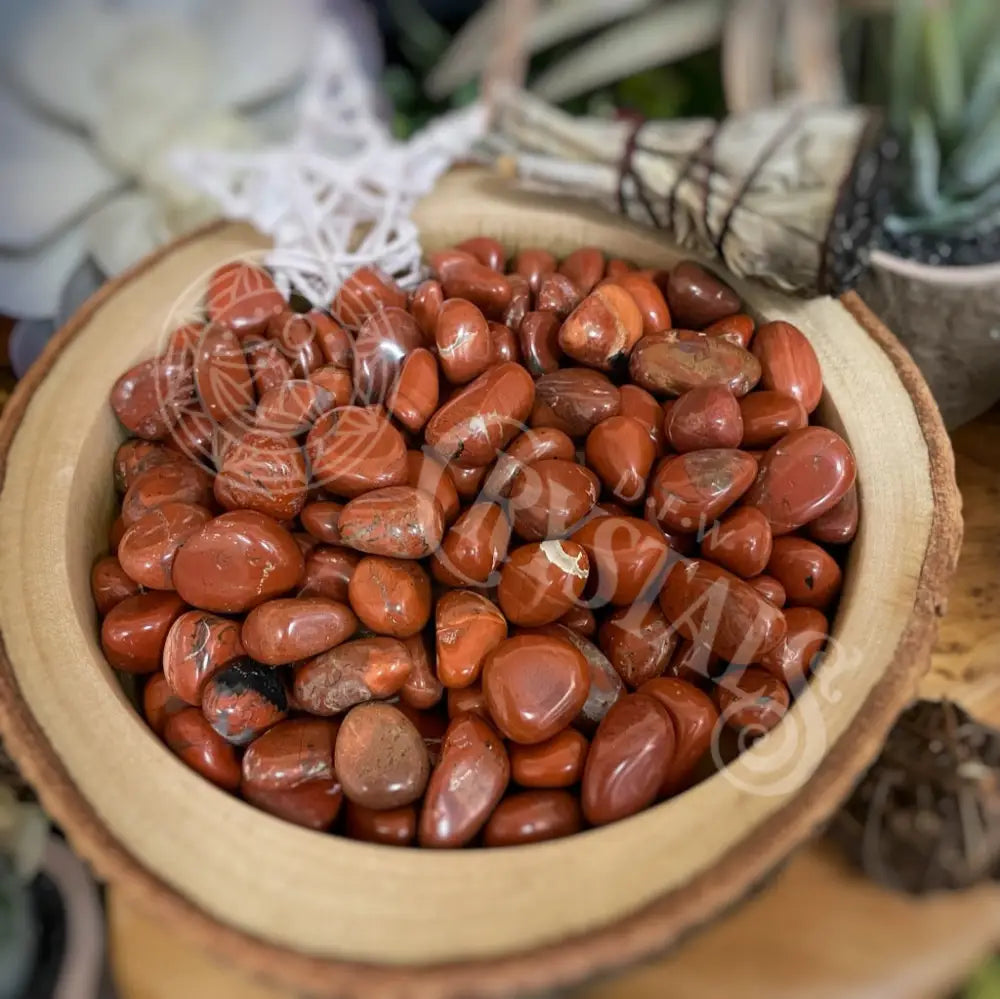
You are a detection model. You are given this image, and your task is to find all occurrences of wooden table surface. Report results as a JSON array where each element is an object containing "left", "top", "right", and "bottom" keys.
[{"left": 107, "top": 404, "right": 1000, "bottom": 998}]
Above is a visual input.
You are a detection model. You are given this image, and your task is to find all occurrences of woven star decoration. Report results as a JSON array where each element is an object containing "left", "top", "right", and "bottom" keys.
[{"left": 173, "top": 22, "right": 485, "bottom": 307}]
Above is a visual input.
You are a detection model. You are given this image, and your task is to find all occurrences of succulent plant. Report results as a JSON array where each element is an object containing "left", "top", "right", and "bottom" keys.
[
  {"left": 425, "top": 0, "right": 726, "bottom": 104},
  {"left": 380, "top": 0, "right": 727, "bottom": 135},
  {"left": 381, "top": 0, "right": 1000, "bottom": 263},
  {"left": 883, "top": 0, "right": 1000, "bottom": 262}
]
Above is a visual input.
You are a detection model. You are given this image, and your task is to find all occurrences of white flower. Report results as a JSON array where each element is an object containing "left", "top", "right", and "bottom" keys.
[
  {"left": 1, "top": 0, "right": 480, "bottom": 380},
  {"left": 0, "top": 0, "right": 332, "bottom": 323}
]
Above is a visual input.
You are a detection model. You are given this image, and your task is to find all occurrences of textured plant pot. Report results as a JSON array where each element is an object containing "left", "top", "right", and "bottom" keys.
[{"left": 857, "top": 248, "right": 1000, "bottom": 428}]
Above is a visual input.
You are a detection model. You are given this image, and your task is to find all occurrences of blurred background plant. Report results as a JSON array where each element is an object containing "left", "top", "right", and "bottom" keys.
[
  {"left": 0, "top": 0, "right": 382, "bottom": 374},
  {"left": 5, "top": 0, "right": 998, "bottom": 357},
  {"left": 0, "top": 754, "right": 105, "bottom": 999},
  {"left": 377, "top": 0, "right": 728, "bottom": 135},
  {"left": 375, "top": 0, "right": 1000, "bottom": 428},
  {"left": 960, "top": 956, "right": 1000, "bottom": 999},
  {"left": 377, "top": 0, "right": 1000, "bottom": 267},
  {"left": 847, "top": 0, "right": 1000, "bottom": 265},
  {"left": 0, "top": 783, "right": 47, "bottom": 999}
]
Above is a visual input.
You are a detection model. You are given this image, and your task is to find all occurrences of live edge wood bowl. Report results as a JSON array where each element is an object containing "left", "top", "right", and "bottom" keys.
[{"left": 0, "top": 170, "right": 962, "bottom": 998}]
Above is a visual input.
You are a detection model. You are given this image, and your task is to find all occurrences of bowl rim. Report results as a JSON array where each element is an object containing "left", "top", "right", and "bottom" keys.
[{"left": 0, "top": 218, "right": 962, "bottom": 998}]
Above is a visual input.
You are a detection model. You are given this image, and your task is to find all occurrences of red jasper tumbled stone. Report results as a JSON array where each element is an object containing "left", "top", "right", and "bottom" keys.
[{"left": 99, "top": 244, "right": 856, "bottom": 846}]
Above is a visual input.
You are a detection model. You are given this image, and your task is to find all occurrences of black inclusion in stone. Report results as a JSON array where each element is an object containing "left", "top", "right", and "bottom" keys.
[
  {"left": 214, "top": 658, "right": 289, "bottom": 712},
  {"left": 202, "top": 658, "right": 289, "bottom": 745}
]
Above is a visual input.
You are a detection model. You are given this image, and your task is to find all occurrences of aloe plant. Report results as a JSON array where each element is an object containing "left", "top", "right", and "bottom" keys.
[
  {"left": 425, "top": 0, "right": 726, "bottom": 103},
  {"left": 380, "top": 0, "right": 727, "bottom": 135},
  {"left": 884, "top": 0, "right": 1000, "bottom": 260}
]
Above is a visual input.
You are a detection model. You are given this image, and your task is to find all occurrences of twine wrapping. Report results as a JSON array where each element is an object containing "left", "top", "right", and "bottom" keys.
[{"left": 483, "top": 89, "right": 890, "bottom": 296}]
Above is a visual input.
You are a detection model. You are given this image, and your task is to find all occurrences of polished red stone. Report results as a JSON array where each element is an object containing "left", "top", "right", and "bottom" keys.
[
  {"left": 435, "top": 298, "right": 492, "bottom": 385},
  {"left": 585, "top": 416, "right": 657, "bottom": 505},
  {"left": 306, "top": 407, "right": 408, "bottom": 498},
  {"left": 509, "top": 729, "right": 589, "bottom": 788},
  {"left": 508, "top": 458, "right": 600, "bottom": 541},
  {"left": 614, "top": 272, "right": 672, "bottom": 336},
  {"left": 353, "top": 306, "right": 423, "bottom": 404},
  {"left": 638, "top": 677, "right": 719, "bottom": 795},
  {"left": 598, "top": 603, "right": 678, "bottom": 689},
  {"left": 91, "top": 555, "right": 141, "bottom": 617},
  {"left": 767, "top": 536, "right": 843, "bottom": 609},
  {"left": 387, "top": 348, "right": 439, "bottom": 431},
  {"left": 294, "top": 637, "right": 412, "bottom": 715},
  {"left": 172, "top": 511, "right": 304, "bottom": 613},
  {"left": 658, "top": 558, "right": 787, "bottom": 664},
  {"left": 558, "top": 284, "right": 643, "bottom": 370},
  {"left": 337, "top": 486, "right": 444, "bottom": 559},
  {"left": 206, "top": 262, "right": 285, "bottom": 335},
  {"left": 752, "top": 320, "right": 823, "bottom": 413},
  {"left": 513, "top": 248, "right": 557, "bottom": 294},
  {"left": 700, "top": 506, "right": 773, "bottom": 578},
  {"left": 101, "top": 591, "right": 187, "bottom": 674},
  {"left": 347, "top": 556, "right": 431, "bottom": 638},
  {"left": 163, "top": 610, "right": 245, "bottom": 705},
  {"left": 142, "top": 673, "right": 187, "bottom": 737},
  {"left": 497, "top": 540, "right": 590, "bottom": 627},
  {"left": 482, "top": 790, "right": 582, "bottom": 847},
  {"left": 739, "top": 390, "right": 807, "bottom": 448},
  {"left": 241, "top": 597, "right": 357, "bottom": 665},
  {"left": 424, "top": 363, "right": 535, "bottom": 466},
  {"left": 629, "top": 330, "right": 760, "bottom": 398},
  {"left": 664, "top": 261, "right": 740, "bottom": 329},
  {"left": 647, "top": 449, "right": 757, "bottom": 534},
  {"left": 570, "top": 515, "right": 672, "bottom": 606},
  {"left": 435, "top": 589, "right": 507, "bottom": 688},
  {"left": 760, "top": 607, "right": 828, "bottom": 691},
  {"left": 581, "top": 693, "right": 675, "bottom": 825},
  {"left": 714, "top": 667, "right": 790, "bottom": 734},
  {"left": 530, "top": 368, "right": 620, "bottom": 438},
  {"left": 335, "top": 702, "right": 430, "bottom": 809},
  {"left": 418, "top": 713, "right": 509, "bottom": 848},
  {"left": 201, "top": 659, "right": 288, "bottom": 746},
  {"left": 164, "top": 708, "right": 241, "bottom": 791},
  {"left": 431, "top": 503, "right": 511, "bottom": 587},
  {"left": 242, "top": 717, "right": 338, "bottom": 790},
  {"left": 665, "top": 386, "right": 743, "bottom": 452},
  {"left": 482, "top": 634, "right": 589, "bottom": 744},
  {"left": 214, "top": 431, "right": 308, "bottom": 521},
  {"left": 743, "top": 426, "right": 856, "bottom": 534},
  {"left": 807, "top": 483, "right": 859, "bottom": 545},
  {"left": 344, "top": 801, "right": 416, "bottom": 845}
]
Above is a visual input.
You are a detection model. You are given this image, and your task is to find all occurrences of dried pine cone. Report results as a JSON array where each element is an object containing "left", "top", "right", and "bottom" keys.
[{"left": 833, "top": 700, "right": 1000, "bottom": 893}]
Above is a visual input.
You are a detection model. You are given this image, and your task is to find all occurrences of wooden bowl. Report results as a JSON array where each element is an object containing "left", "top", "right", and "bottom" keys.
[{"left": 0, "top": 170, "right": 962, "bottom": 998}]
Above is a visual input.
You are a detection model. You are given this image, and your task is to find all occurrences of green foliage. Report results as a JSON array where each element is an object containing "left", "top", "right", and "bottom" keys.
[
  {"left": 560, "top": 50, "right": 725, "bottom": 121},
  {"left": 380, "top": 0, "right": 724, "bottom": 139},
  {"left": 615, "top": 50, "right": 726, "bottom": 119},
  {"left": 888, "top": 0, "right": 1000, "bottom": 236},
  {"left": 962, "top": 956, "right": 1000, "bottom": 999}
]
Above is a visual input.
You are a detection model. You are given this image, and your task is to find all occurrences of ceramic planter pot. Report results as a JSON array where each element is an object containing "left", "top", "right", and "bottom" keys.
[{"left": 858, "top": 248, "right": 1000, "bottom": 428}]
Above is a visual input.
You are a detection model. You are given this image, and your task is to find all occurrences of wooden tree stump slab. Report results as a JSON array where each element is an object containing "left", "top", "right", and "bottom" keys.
[
  {"left": 919, "top": 407, "right": 1000, "bottom": 720},
  {"left": 0, "top": 172, "right": 964, "bottom": 997}
]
